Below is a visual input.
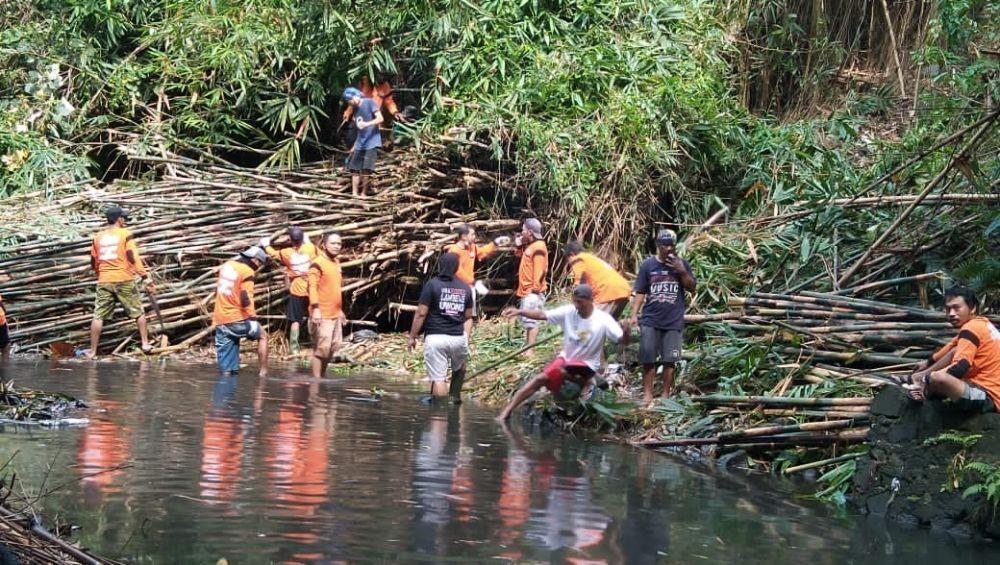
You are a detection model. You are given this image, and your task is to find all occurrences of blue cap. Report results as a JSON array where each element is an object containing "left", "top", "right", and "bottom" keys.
[{"left": 343, "top": 87, "right": 362, "bottom": 102}]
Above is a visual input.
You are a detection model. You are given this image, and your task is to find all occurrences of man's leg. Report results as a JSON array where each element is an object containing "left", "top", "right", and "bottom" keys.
[
  {"left": 641, "top": 364, "right": 657, "bottom": 404},
  {"left": 352, "top": 173, "right": 361, "bottom": 196},
  {"left": 360, "top": 172, "right": 370, "bottom": 196},
  {"left": 256, "top": 330, "right": 269, "bottom": 378},
  {"left": 448, "top": 336, "right": 470, "bottom": 401},
  {"left": 310, "top": 319, "right": 333, "bottom": 378},
  {"left": 925, "top": 372, "right": 968, "bottom": 400},
  {"left": 289, "top": 321, "right": 301, "bottom": 356},
  {"left": 215, "top": 326, "right": 239, "bottom": 375},
  {"left": 88, "top": 318, "right": 103, "bottom": 359},
  {"left": 524, "top": 327, "right": 539, "bottom": 354},
  {"left": 136, "top": 314, "right": 151, "bottom": 350},
  {"left": 661, "top": 364, "right": 676, "bottom": 398},
  {"left": 498, "top": 374, "right": 548, "bottom": 420}
]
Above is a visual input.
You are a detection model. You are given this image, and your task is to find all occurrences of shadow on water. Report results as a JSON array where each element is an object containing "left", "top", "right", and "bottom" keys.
[{"left": 0, "top": 357, "right": 996, "bottom": 563}]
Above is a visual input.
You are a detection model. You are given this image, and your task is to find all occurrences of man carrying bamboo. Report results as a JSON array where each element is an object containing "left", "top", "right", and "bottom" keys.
[
  {"left": 0, "top": 293, "right": 9, "bottom": 359},
  {"left": 498, "top": 284, "right": 624, "bottom": 421},
  {"left": 308, "top": 232, "right": 345, "bottom": 378},
  {"left": 444, "top": 223, "right": 508, "bottom": 335},
  {"left": 87, "top": 206, "right": 155, "bottom": 358},
  {"left": 408, "top": 253, "right": 474, "bottom": 401},
  {"left": 343, "top": 87, "right": 384, "bottom": 197},
  {"left": 261, "top": 227, "right": 317, "bottom": 356},
  {"left": 564, "top": 241, "right": 631, "bottom": 318},
  {"left": 624, "top": 229, "right": 696, "bottom": 405},
  {"left": 515, "top": 218, "right": 548, "bottom": 357},
  {"left": 212, "top": 247, "right": 269, "bottom": 378},
  {"left": 905, "top": 287, "right": 999, "bottom": 413}
]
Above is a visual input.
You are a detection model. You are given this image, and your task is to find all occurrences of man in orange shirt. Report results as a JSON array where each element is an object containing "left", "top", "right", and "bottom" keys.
[
  {"left": 0, "top": 293, "right": 9, "bottom": 359},
  {"left": 88, "top": 206, "right": 154, "bottom": 358},
  {"left": 906, "top": 287, "right": 1000, "bottom": 413},
  {"left": 213, "top": 247, "right": 269, "bottom": 377},
  {"left": 515, "top": 218, "right": 548, "bottom": 356},
  {"left": 443, "top": 223, "right": 507, "bottom": 335},
  {"left": 261, "top": 227, "right": 317, "bottom": 356},
  {"left": 308, "top": 232, "right": 346, "bottom": 379},
  {"left": 341, "top": 75, "right": 408, "bottom": 130},
  {"left": 564, "top": 241, "right": 631, "bottom": 318}
]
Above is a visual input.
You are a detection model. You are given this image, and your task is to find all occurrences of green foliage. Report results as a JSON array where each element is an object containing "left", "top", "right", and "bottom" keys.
[
  {"left": 923, "top": 430, "right": 982, "bottom": 449},
  {"left": 811, "top": 458, "right": 857, "bottom": 505},
  {"left": 961, "top": 461, "right": 1000, "bottom": 508}
]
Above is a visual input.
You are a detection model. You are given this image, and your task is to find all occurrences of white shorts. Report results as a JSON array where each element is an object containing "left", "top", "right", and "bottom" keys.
[
  {"left": 519, "top": 293, "right": 545, "bottom": 329},
  {"left": 424, "top": 334, "right": 468, "bottom": 381}
]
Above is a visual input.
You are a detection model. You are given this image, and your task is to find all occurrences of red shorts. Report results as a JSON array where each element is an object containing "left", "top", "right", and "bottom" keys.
[{"left": 542, "top": 357, "right": 595, "bottom": 393}]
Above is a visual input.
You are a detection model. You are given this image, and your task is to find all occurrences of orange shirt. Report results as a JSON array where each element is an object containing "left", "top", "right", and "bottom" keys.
[
  {"left": 212, "top": 260, "right": 256, "bottom": 325},
  {"left": 0, "top": 294, "right": 6, "bottom": 326},
  {"left": 266, "top": 242, "right": 317, "bottom": 297},
  {"left": 931, "top": 317, "right": 1000, "bottom": 407},
  {"left": 342, "top": 77, "right": 399, "bottom": 122},
  {"left": 445, "top": 242, "right": 496, "bottom": 285},
  {"left": 516, "top": 240, "right": 548, "bottom": 297},
  {"left": 308, "top": 254, "right": 343, "bottom": 319},
  {"left": 568, "top": 252, "right": 631, "bottom": 303},
  {"left": 91, "top": 226, "right": 146, "bottom": 284}
]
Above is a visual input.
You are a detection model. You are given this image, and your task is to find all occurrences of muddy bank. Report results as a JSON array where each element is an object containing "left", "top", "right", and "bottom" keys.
[{"left": 853, "top": 387, "right": 1000, "bottom": 538}]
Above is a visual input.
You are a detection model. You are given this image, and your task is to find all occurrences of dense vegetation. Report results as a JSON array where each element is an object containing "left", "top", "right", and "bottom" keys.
[{"left": 1, "top": 0, "right": 997, "bottom": 302}]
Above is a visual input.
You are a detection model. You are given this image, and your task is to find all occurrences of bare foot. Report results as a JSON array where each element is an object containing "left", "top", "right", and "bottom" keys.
[
  {"left": 259, "top": 369, "right": 268, "bottom": 378},
  {"left": 84, "top": 352, "right": 97, "bottom": 360},
  {"left": 496, "top": 412, "right": 511, "bottom": 422}
]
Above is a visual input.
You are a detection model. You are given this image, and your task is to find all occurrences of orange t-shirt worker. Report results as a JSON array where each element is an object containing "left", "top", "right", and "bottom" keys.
[
  {"left": 213, "top": 247, "right": 268, "bottom": 377},
  {"left": 445, "top": 239, "right": 497, "bottom": 287},
  {"left": 308, "top": 233, "right": 345, "bottom": 378},
  {"left": 564, "top": 242, "right": 631, "bottom": 318}
]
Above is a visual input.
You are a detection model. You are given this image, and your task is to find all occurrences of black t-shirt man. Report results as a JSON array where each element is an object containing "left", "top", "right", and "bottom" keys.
[{"left": 418, "top": 275, "right": 473, "bottom": 336}]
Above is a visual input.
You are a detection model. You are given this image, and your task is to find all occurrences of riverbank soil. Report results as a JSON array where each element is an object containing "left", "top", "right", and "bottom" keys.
[{"left": 853, "top": 387, "right": 1000, "bottom": 538}]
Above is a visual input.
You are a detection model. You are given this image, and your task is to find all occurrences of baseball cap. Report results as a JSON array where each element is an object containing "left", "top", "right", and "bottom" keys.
[
  {"left": 572, "top": 284, "right": 594, "bottom": 301},
  {"left": 106, "top": 206, "right": 130, "bottom": 224},
  {"left": 656, "top": 229, "right": 676, "bottom": 246},
  {"left": 343, "top": 87, "right": 362, "bottom": 102},
  {"left": 240, "top": 246, "right": 268, "bottom": 265},
  {"left": 523, "top": 218, "right": 543, "bottom": 239}
]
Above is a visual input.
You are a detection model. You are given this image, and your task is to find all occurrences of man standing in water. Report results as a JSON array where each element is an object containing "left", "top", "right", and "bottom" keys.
[
  {"left": 625, "top": 229, "right": 696, "bottom": 405},
  {"left": 343, "top": 86, "right": 384, "bottom": 197},
  {"left": 308, "top": 232, "right": 345, "bottom": 378},
  {"left": 87, "top": 206, "right": 154, "bottom": 357},
  {"left": 498, "top": 284, "right": 624, "bottom": 421},
  {"left": 213, "top": 247, "right": 269, "bottom": 377},
  {"left": 905, "top": 286, "right": 1000, "bottom": 412},
  {"left": 515, "top": 218, "right": 548, "bottom": 356},
  {"left": 444, "top": 223, "right": 508, "bottom": 335},
  {"left": 0, "top": 294, "right": 9, "bottom": 359},
  {"left": 408, "top": 253, "right": 474, "bottom": 401},
  {"left": 262, "top": 226, "right": 317, "bottom": 356}
]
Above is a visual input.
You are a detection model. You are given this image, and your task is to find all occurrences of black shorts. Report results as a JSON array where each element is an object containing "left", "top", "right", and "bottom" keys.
[
  {"left": 639, "top": 326, "right": 682, "bottom": 366},
  {"left": 286, "top": 295, "right": 309, "bottom": 323},
  {"left": 349, "top": 148, "right": 378, "bottom": 172},
  {"left": 0, "top": 325, "right": 8, "bottom": 348}
]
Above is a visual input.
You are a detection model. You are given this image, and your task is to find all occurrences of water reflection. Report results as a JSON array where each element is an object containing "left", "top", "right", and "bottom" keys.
[{"left": 0, "top": 359, "right": 993, "bottom": 563}]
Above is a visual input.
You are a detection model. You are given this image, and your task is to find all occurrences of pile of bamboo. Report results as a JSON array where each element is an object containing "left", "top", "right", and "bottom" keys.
[{"left": 0, "top": 151, "right": 519, "bottom": 354}]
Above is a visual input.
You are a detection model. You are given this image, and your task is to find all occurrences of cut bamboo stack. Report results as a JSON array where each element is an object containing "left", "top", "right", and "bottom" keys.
[{"left": 0, "top": 151, "right": 519, "bottom": 354}]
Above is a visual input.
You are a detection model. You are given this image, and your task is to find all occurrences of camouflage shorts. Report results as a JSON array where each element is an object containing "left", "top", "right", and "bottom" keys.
[{"left": 94, "top": 282, "right": 143, "bottom": 321}]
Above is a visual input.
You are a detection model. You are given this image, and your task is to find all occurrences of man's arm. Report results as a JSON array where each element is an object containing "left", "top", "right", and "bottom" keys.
[
  {"left": 503, "top": 307, "right": 546, "bottom": 321},
  {"left": 531, "top": 251, "right": 547, "bottom": 291},
  {"left": 240, "top": 279, "right": 256, "bottom": 318},
  {"left": 669, "top": 257, "right": 695, "bottom": 291},
  {"left": 90, "top": 238, "right": 98, "bottom": 273},
  {"left": 475, "top": 242, "right": 497, "bottom": 260},
  {"left": 407, "top": 304, "right": 429, "bottom": 350},
  {"left": 125, "top": 235, "right": 148, "bottom": 279},
  {"left": 308, "top": 264, "right": 321, "bottom": 317}
]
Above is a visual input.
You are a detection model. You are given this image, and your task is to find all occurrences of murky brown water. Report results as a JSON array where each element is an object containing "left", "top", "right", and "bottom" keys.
[{"left": 0, "top": 357, "right": 996, "bottom": 563}]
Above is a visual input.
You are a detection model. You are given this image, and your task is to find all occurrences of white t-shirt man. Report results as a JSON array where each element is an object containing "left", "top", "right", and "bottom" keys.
[{"left": 544, "top": 305, "right": 624, "bottom": 372}]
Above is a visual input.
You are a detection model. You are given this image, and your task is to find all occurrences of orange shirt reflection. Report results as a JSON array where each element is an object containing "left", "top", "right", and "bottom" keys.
[
  {"left": 199, "top": 413, "right": 245, "bottom": 505},
  {"left": 77, "top": 400, "right": 129, "bottom": 500}
]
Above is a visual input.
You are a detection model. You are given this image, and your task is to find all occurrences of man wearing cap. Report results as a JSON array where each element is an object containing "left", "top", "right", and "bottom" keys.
[
  {"left": 514, "top": 218, "right": 549, "bottom": 356},
  {"left": 626, "top": 229, "right": 696, "bottom": 404},
  {"left": 564, "top": 241, "right": 631, "bottom": 318},
  {"left": 498, "top": 284, "right": 624, "bottom": 420},
  {"left": 308, "top": 232, "right": 346, "bottom": 378},
  {"left": 261, "top": 226, "right": 317, "bottom": 356},
  {"left": 212, "top": 247, "right": 269, "bottom": 377},
  {"left": 343, "top": 87, "right": 385, "bottom": 197},
  {"left": 408, "top": 253, "right": 474, "bottom": 401},
  {"left": 341, "top": 74, "right": 409, "bottom": 147},
  {"left": 87, "top": 206, "right": 154, "bottom": 358},
  {"left": 443, "top": 223, "right": 508, "bottom": 335}
]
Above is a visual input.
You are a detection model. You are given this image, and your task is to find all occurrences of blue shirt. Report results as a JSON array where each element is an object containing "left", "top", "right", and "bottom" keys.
[
  {"left": 633, "top": 256, "right": 694, "bottom": 330},
  {"left": 353, "top": 98, "right": 382, "bottom": 151}
]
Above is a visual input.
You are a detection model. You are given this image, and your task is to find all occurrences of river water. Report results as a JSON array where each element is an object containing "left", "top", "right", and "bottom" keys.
[{"left": 0, "top": 357, "right": 996, "bottom": 563}]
